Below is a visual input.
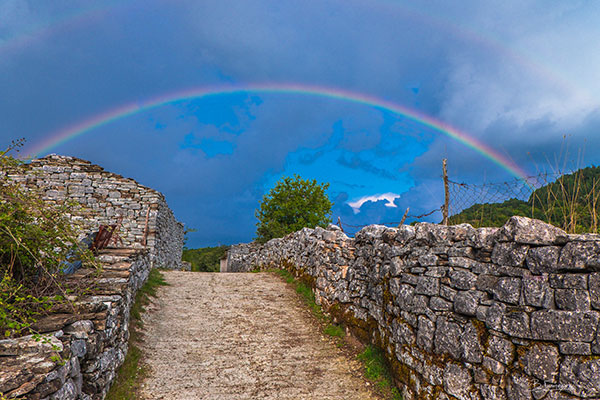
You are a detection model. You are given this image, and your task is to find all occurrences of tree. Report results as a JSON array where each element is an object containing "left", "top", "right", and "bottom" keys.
[{"left": 255, "top": 175, "right": 332, "bottom": 243}]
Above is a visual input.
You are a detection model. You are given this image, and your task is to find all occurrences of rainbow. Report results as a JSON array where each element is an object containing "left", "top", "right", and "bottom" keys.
[{"left": 28, "top": 83, "right": 530, "bottom": 180}]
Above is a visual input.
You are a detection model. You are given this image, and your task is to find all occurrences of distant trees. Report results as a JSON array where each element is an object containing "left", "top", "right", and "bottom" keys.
[
  {"left": 182, "top": 245, "right": 229, "bottom": 272},
  {"left": 255, "top": 175, "right": 332, "bottom": 243}
]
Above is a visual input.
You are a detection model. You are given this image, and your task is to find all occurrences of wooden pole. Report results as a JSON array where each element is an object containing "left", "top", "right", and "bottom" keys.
[
  {"left": 398, "top": 207, "right": 410, "bottom": 227},
  {"left": 443, "top": 158, "right": 449, "bottom": 225},
  {"left": 337, "top": 216, "right": 344, "bottom": 232}
]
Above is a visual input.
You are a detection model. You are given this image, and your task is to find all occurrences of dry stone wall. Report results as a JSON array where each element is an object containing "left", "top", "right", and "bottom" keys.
[
  {"left": 1, "top": 155, "right": 183, "bottom": 269},
  {"left": 227, "top": 217, "right": 600, "bottom": 400},
  {"left": 0, "top": 249, "right": 151, "bottom": 400}
]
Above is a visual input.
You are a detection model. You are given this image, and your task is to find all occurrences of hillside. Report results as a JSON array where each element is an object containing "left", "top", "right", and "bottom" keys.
[{"left": 449, "top": 165, "right": 600, "bottom": 233}]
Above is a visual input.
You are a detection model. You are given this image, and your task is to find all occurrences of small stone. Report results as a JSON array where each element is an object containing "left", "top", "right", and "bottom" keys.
[
  {"left": 492, "top": 278, "right": 522, "bottom": 305},
  {"left": 591, "top": 273, "right": 600, "bottom": 310},
  {"left": 430, "top": 296, "right": 452, "bottom": 311},
  {"left": 487, "top": 335, "right": 514, "bottom": 365},
  {"left": 492, "top": 242, "right": 529, "bottom": 267},
  {"left": 554, "top": 289, "right": 591, "bottom": 311},
  {"left": 526, "top": 246, "right": 561, "bottom": 274},
  {"left": 548, "top": 274, "right": 587, "bottom": 289},
  {"left": 502, "top": 311, "right": 531, "bottom": 338},
  {"left": 519, "top": 343, "right": 559, "bottom": 383},
  {"left": 443, "top": 363, "right": 473, "bottom": 399},
  {"left": 415, "top": 276, "right": 439, "bottom": 296},
  {"left": 558, "top": 341, "right": 591, "bottom": 355},
  {"left": 416, "top": 316, "right": 435, "bottom": 351},
  {"left": 522, "top": 276, "right": 553, "bottom": 308},
  {"left": 454, "top": 291, "right": 480, "bottom": 316},
  {"left": 449, "top": 269, "right": 477, "bottom": 290},
  {"left": 558, "top": 241, "right": 600, "bottom": 271},
  {"left": 506, "top": 374, "right": 533, "bottom": 400}
]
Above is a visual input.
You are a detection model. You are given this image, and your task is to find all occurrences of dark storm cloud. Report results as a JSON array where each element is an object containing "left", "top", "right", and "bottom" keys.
[{"left": 1, "top": 0, "right": 599, "bottom": 246}]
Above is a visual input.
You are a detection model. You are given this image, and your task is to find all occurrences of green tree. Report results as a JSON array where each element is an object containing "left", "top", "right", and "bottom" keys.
[{"left": 255, "top": 175, "right": 332, "bottom": 243}]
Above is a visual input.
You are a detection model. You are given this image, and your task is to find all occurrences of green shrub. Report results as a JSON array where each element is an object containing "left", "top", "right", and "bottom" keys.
[{"left": 0, "top": 141, "right": 96, "bottom": 337}]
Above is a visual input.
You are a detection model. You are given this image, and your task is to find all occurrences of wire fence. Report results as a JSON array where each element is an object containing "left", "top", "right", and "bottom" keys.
[
  {"left": 447, "top": 172, "right": 562, "bottom": 217},
  {"left": 335, "top": 162, "right": 582, "bottom": 234}
]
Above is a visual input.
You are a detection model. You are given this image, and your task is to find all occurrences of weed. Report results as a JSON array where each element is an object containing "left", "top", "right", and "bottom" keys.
[
  {"left": 324, "top": 323, "right": 345, "bottom": 338},
  {"left": 106, "top": 268, "right": 168, "bottom": 400},
  {"left": 357, "top": 345, "right": 403, "bottom": 399}
]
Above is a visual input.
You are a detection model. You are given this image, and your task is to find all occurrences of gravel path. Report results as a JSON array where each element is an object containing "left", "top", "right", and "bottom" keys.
[{"left": 139, "top": 271, "right": 378, "bottom": 400}]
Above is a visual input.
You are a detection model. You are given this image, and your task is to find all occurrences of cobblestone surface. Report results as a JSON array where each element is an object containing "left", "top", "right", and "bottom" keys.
[{"left": 139, "top": 271, "right": 377, "bottom": 400}]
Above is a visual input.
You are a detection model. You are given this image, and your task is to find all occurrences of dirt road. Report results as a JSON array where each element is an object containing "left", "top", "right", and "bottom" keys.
[{"left": 139, "top": 271, "right": 377, "bottom": 400}]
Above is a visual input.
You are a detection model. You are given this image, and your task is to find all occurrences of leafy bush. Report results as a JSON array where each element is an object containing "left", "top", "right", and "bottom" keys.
[
  {"left": 255, "top": 175, "right": 332, "bottom": 243},
  {"left": 0, "top": 141, "right": 96, "bottom": 337}
]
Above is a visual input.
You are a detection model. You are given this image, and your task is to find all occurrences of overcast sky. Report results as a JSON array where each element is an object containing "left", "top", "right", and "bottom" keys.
[{"left": 2, "top": 0, "right": 599, "bottom": 247}]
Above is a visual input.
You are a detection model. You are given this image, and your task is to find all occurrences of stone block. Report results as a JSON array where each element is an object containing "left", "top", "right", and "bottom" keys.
[
  {"left": 476, "top": 274, "right": 499, "bottom": 293},
  {"left": 486, "top": 302, "right": 507, "bottom": 331},
  {"left": 449, "top": 269, "right": 477, "bottom": 290},
  {"left": 530, "top": 310, "right": 599, "bottom": 341},
  {"left": 526, "top": 246, "right": 561, "bottom": 274},
  {"left": 454, "top": 290, "right": 480, "bottom": 316},
  {"left": 461, "top": 321, "right": 483, "bottom": 363},
  {"left": 418, "top": 253, "right": 438, "bottom": 267},
  {"left": 487, "top": 334, "right": 514, "bottom": 365},
  {"left": 430, "top": 296, "right": 452, "bottom": 311},
  {"left": 519, "top": 343, "right": 559, "bottom": 383},
  {"left": 502, "top": 310, "right": 531, "bottom": 338},
  {"left": 554, "top": 289, "right": 590, "bottom": 311},
  {"left": 590, "top": 273, "right": 600, "bottom": 311},
  {"left": 440, "top": 284, "right": 457, "bottom": 301},
  {"left": 434, "top": 316, "right": 462, "bottom": 359},
  {"left": 492, "top": 277, "right": 522, "bottom": 305},
  {"left": 415, "top": 276, "right": 439, "bottom": 296},
  {"left": 558, "top": 341, "right": 591, "bottom": 355},
  {"left": 416, "top": 316, "right": 435, "bottom": 351},
  {"left": 506, "top": 373, "right": 533, "bottom": 400},
  {"left": 522, "top": 276, "right": 553, "bottom": 308},
  {"left": 559, "top": 357, "right": 600, "bottom": 397},
  {"left": 443, "top": 363, "right": 473, "bottom": 399},
  {"left": 559, "top": 240, "right": 600, "bottom": 271},
  {"left": 498, "top": 216, "right": 568, "bottom": 245},
  {"left": 492, "top": 242, "right": 529, "bottom": 267},
  {"left": 548, "top": 274, "right": 587, "bottom": 289}
]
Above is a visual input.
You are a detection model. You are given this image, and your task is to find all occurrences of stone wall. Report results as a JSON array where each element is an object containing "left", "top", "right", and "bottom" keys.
[
  {"left": 227, "top": 217, "right": 600, "bottom": 400},
  {"left": 1, "top": 154, "right": 183, "bottom": 269},
  {"left": 0, "top": 248, "right": 151, "bottom": 399}
]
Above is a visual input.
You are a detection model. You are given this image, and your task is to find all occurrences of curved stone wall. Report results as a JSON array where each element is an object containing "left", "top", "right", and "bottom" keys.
[{"left": 227, "top": 217, "right": 600, "bottom": 400}]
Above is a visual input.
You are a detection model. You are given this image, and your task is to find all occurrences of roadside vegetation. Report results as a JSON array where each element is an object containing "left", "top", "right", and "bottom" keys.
[
  {"left": 0, "top": 141, "right": 97, "bottom": 338},
  {"left": 182, "top": 245, "right": 229, "bottom": 272},
  {"left": 106, "top": 268, "right": 168, "bottom": 400},
  {"left": 269, "top": 268, "right": 402, "bottom": 400}
]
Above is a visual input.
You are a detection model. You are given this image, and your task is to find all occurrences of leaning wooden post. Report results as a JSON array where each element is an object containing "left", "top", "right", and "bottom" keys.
[
  {"left": 398, "top": 207, "right": 410, "bottom": 227},
  {"left": 443, "top": 158, "right": 449, "bottom": 225},
  {"left": 337, "top": 216, "right": 344, "bottom": 232}
]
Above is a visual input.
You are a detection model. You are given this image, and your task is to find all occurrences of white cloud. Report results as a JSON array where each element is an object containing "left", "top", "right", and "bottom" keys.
[{"left": 347, "top": 192, "right": 400, "bottom": 214}]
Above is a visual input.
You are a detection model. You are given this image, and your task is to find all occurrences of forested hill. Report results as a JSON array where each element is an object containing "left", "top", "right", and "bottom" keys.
[{"left": 449, "top": 165, "right": 600, "bottom": 234}]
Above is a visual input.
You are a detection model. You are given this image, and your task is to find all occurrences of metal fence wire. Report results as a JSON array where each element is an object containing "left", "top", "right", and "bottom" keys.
[{"left": 447, "top": 172, "right": 561, "bottom": 216}]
